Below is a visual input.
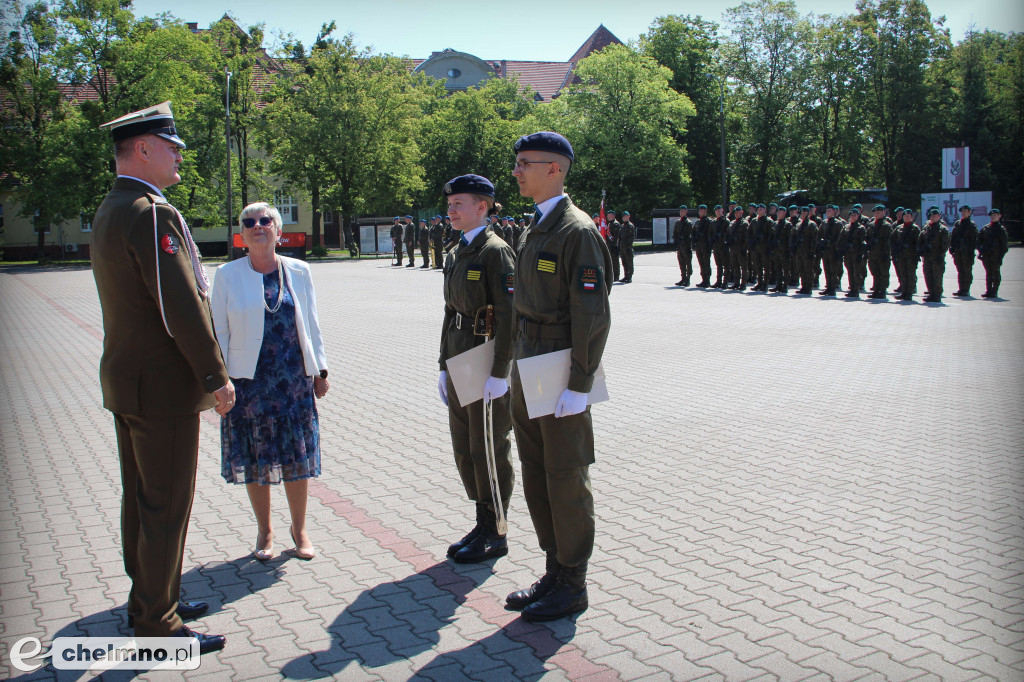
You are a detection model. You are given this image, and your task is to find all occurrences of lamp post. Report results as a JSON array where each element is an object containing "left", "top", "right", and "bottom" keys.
[
  {"left": 717, "top": 76, "right": 727, "bottom": 210},
  {"left": 224, "top": 67, "right": 233, "bottom": 260}
]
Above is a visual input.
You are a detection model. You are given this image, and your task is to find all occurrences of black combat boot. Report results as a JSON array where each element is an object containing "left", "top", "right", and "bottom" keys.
[
  {"left": 453, "top": 506, "right": 508, "bottom": 563},
  {"left": 447, "top": 503, "right": 487, "bottom": 557},
  {"left": 521, "top": 562, "right": 588, "bottom": 622},
  {"left": 506, "top": 553, "right": 559, "bottom": 610}
]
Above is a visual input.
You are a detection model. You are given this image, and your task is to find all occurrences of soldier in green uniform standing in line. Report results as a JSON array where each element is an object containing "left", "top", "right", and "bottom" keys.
[
  {"left": 605, "top": 209, "right": 621, "bottom": 282},
  {"left": 727, "top": 206, "right": 749, "bottom": 290},
  {"left": 950, "top": 205, "right": 978, "bottom": 296},
  {"left": 890, "top": 207, "right": 905, "bottom": 295},
  {"left": 692, "top": 204, "right": 713, "bottom": 288},
  {"left": 866, "top": 204, "right": 892, "bottom": 299},
  {"left": 840, "top": 206, "right": 867, "bottom": 297},
  {"left": 430, "top": 215, "right": 446, "bottom": 269},
  {"left": 506, "top": 131, "right": 612, "bottom": 622},
  {"left": 403, "top": 215, "right": 417, "bottom": 268},
  {"left": 747, "top": 204, "right": 771, "bottom": 292},
  {"left": 618, "top": 211, "right": 636, "bottom": 283},
  {"left": 819, "top": 205, "right": 844, "bottom": 296},
  {"left": 672, "top": 205, "right": 693, "bottom": 286},
  {"left": 919, "top": 206, "right": 951, "bottom": 303},
  {"left": 978, "top": 209, "right": 1009, "bottom": 298},
  {"left": 770, "top": 206, "right": 793, "bottom": 293},
  {"left": 895, "top": 209, "right": 922, "bottom": 300},
  {"left": 391, "top": 217, "right": 404, "bottom": 266},
  {"left": 418, "top": 218, "right": 432, "bottom": 268},
  {"left": 436, "top": 175, "right": 517, "bottom": 564},
  {"left": 793, "top": 207, "right": 819, "bottom": 295},
  {"left": 711, "top": 205, "right": 730, "bottom": 288}
]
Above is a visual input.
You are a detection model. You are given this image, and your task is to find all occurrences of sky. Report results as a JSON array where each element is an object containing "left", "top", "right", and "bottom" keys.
[{"left": 122, "top": 0, "right": 1023, "bottom": 62}]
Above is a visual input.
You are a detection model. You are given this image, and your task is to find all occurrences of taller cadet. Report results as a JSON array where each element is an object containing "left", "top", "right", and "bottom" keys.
[
  {"left": 766, "top": 202, "right": 780, "bottom": 286},
  {"left": 852, "top": 204, "right": 871, "bottom": 291},
  {"left": 748, "top": 204, "right": 773, "bottom": 292},
  {"left": 692, "top": 204, "right": 713, "bottom": 288},
  {"left": 390, "top": 216, "right": 404, "bottom": 265},
  {"left": 430, "top": 215, "right": 446, "bottom": 269},
  {"left": 672, "top": 205, "right": 693, "bottom": 286},
  {"left": 507, "top": 132, "right": 612, "bottom": 622},
  {"left": 895, "top": 209, "right": 922, "bottom": 300},
  {"left": 727, "top": 205, "right": 749, "bottom": 290},
  {"left": 866, "top": 204, "right": 892, "bottom": 299},
  {"left": 605, "top": 209, "right": 621, "bottom": 282},
  {"left": 819, "top": 204, "right": 844, "bottom": 296},
  {"left": 890, "top": 207, "right": 905, "bottom": 294},
  {"left": 711, "top": 204, "right": 730, "bottom": 288},
  {"left": 978, "top": 208, "right": 1009, "bottom": 298},
  {"left": 403, "top": 215, "right": 417, "bottom": 268},
  {"left": 793, "top": 206, "right": 819, "bottom": 295},
  {"left": 618, "top": 210, "right": 636, "bottom": 283},
  {"left": 840, "top": 206, "right": 867, "bottom": 297},
  {"left": 950, "top": 205, "right": 978, "bottom": 296},
  {"left": 919, "top": 206, "right": 951, "bottom": 302},
  {"left": 770, "top": 205, "right": 794, "bottom": 293},
  {"left": 436, "top": 175, "right": 517, "bottom": 564},
  {"left": 92, "top": 102, "right": 232, "bottom": 651},
  {"left": 417, "top": 218, "right": 431, "bottom": 268}
]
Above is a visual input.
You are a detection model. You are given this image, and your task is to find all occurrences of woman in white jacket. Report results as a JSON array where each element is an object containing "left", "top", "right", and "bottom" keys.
[{"left": 211, "top": 202, "right": 329, "bottom": 561}]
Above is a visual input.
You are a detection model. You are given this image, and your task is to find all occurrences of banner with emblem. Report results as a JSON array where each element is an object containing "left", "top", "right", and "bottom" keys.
[
  {"left": 919, "top": 191, "right": 992, "bottom": 225},
  {"left": 942, "top": 147, "right": 970, "bottom": 189}
]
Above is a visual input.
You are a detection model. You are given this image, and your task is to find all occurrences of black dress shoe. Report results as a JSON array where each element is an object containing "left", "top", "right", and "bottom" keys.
[
  {"left": 176, "top": 625, "right": 226, "bottom": 654},
  {"left": 127, "top": 600, "right": 209, "bottom": 628},
  {"left": 506, "top": 571, "right": 559, "bottom": 610},
  {"left": 447, "top": 503, "right": 487, "bottom": 557},
  {"left": 675, "top": 280, "right": 685, "bottom": 286},
  {"left": 452, "top": 532, "right": 508, "bottom": 563},
  {"left": 521, "top": 578, "right": 588, "bottom": 622}
]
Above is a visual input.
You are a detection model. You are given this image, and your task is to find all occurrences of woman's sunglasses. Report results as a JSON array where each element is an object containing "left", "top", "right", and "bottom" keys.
[{"left": 242, "top": 216, "right": 274, "bottom": 228}]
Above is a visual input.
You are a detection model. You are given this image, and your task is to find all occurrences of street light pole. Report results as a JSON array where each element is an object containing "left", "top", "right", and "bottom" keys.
[
  {"left": 225, "top": 66, "right": 233, "bottom": 260},
  {"left": 718, "top": 78, "right": 727, "bottom": 209}
]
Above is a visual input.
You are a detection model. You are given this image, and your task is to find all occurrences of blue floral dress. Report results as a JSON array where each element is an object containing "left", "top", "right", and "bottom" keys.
[{"left": 221, "top": 268, "right": 321, "bottom": 484}]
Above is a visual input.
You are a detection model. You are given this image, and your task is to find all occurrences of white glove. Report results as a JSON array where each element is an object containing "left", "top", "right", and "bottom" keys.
[
  {"left": 438, "top": 371, "right": 449, "bottom": 406},
  {"left": 554, "top": 389, "right": 588, "bottom": 418},
  {"left": 483, "top": 376, "right": 509, "bottom": 402}
]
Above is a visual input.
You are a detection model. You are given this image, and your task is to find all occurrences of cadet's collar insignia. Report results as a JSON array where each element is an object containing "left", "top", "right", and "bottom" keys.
[
  {"left": 160, "top": 233, "right": 180, "bottom": 255},
  {"left": 579, "top": 265, "right": 601, "bottom": 293},
  {"left": 504, "top": 272, "right": 514, "bottom": 294},
  {"left": 537, "top": 251, "right": 557, "bottom": 274},
  {"left": 466, "top": 264, "right": 482, "bottom": 281}
]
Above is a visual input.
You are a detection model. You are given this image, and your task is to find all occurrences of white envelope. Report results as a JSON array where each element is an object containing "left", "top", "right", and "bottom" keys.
[
  {"left": 516, "top": 349, "right": 608, "bottom": 419},
  {"left": 446, "top": 339, "right": 495, "bottom": 407}
]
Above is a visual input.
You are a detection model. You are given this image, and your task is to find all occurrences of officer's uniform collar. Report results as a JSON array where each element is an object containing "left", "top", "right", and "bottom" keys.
[{"left": 114, "top": 175, "right": 167, "bottom": 203}]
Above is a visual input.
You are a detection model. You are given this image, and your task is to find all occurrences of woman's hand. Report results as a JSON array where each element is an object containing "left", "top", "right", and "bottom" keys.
[{"left": 313, "top": 376, "right": 329, "bottom": 399}]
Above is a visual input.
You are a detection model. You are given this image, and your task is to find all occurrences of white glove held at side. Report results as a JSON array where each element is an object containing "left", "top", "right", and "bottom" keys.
[
  {"left": 483, "top": 376, "right": 509, "bottom": 402},
  {"left": 554, "top": 388, "right": 588, "bottom": 417}
]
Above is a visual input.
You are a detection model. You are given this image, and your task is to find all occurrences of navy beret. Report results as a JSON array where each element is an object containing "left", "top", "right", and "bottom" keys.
[
  {"left": 434, "top": 214, "right": 443, "bottom": 220},
  {"left": 404, "top": 214, "right": 412, "bottom": 218},
  {"left": 989, "top": 208, "right": 1001, "bottom": 215},
  {"left": 393, "top": 216, "right": 401, "bottom": 220},
  {"left": 959, "top": 205, "right": 972, "bottom": 212},
  {"left": 443, "top": 174, "right": 494, "bottom": 197},
  {"left": 513, "top": 131, "right": 574, "bottom": 161},
  {"left": 419, "top": 218, "right": 427, "bottom": 223}
]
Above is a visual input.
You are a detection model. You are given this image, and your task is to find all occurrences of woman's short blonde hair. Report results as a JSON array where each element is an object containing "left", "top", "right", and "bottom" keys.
[{"left": 238, "top": 202, "right": 283, "bottom": 230}]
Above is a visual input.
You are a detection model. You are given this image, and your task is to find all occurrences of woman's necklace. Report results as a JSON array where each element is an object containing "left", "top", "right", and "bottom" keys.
[{"left": 249, "top": 255, "right": 284, "bottom": 313}]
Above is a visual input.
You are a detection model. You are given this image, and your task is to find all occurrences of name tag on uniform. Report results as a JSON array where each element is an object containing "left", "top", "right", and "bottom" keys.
[
  {"left": 537, "top": 252, "right": 557, "bottom": 274},
  {"left": 578, "top": 266, "right": 600, "bottom": 293},
  {"left": 466, "top": 265, "right": 482, "bottom": 281},
  {"left": 504, "top": 273, "right": 514, "bottom": 294}
]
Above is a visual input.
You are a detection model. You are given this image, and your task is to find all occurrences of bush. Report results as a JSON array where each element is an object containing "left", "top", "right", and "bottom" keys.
[{"left": 310, "top": 245, "right": 329, "bottom": 258}]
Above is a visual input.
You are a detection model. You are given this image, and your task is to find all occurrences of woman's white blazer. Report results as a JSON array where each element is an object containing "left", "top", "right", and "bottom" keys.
[{"left": 211, "top": 255, "right": 328, "bottom": 380}]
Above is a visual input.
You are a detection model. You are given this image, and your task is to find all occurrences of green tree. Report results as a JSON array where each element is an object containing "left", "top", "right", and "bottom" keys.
[
  {"left": 550, "top": 43, "right": 695, "bottom": 217},
  {"left": 639, "top": 14, "right": 723, "bottom": 205}
]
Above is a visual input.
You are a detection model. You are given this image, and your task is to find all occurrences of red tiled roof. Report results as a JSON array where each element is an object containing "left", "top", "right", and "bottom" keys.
[
  {"left": 501, "top": 62, "right": 574, "bottom": 102},
  {"left": 568, "top": 25, "right": 622, "bottom": 64}
]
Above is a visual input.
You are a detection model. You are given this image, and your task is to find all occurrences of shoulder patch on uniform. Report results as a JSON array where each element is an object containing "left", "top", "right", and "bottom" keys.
[
  {"left": 160, "top": 233, "right": 180, "bottom": 255},
  {"left": 504, "top": 272, "right": 514, "bottom": 294},
  {"left": 537, "top": 251, "right": 557, "bottom": 274},
  {"left": 466, "top": 264, "right": 482, "bottom": 281},
  {"left": 579, "top": 265, "right": 601, "bottom": 293}
]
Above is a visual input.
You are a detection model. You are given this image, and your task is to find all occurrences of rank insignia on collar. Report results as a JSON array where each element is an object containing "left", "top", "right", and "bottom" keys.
[
  {"left": 466, "top": 264, "right": 482, "bottom": 281},
  {"left": 537, "top": 251, "right": 557, "bottom": 274},
  {"left": 160, "top": 233, "right": 180, "bottom": 255},
  {"left": 504, "top": 272, "right": 514, "bottom": 294},
  {"left": 579, "top": 265, "right": 600, "bottom": 293}
]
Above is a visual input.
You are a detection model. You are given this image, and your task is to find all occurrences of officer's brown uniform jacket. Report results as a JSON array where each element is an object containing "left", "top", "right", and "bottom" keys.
[
  {"left": 513, "top": 196, "right": 612, "bottom": 394},
  {"left": 91, "top": 177, "right": 228, "bottom": 416},
  {"left": 439, "top": 226, "right": 516, "bottom": 378}
]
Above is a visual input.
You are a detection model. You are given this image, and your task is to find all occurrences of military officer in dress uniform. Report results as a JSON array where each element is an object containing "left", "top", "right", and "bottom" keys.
[
  {"left": 390, "top": 217, "right": 404, "bottom": 265},
  {"left": 978, "top": 209, "right": 1009, "bottom": 298},
  {"left": 436, "top": 175, "right": 517, "bottom": 564},
  {"left": 692, "top": 204, "right": 713, "bottom": 288},
  {"left": 950, "top": 205, "right": 978, "bottom": 296},
  {"left": 91, "top": 102, "right": 232, "bottom": 652},
  {"left": 506, "top": 132, "right": 612, "bottom": 622},
  {"left": 866, "top": 204, "right": 892, "bottom": 299},
  {"left": 672, "top": 205, "right": 693, "bottom": 286},
  {"left": 618, "top": 211, "right": 636, "bottom": 283}
]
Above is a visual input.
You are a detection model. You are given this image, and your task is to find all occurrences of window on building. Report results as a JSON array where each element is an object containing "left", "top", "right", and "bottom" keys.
[
  {"left": 80, "top": 215, "right": 92, "bottom": 233},
  {"left": 274, "top": 192, "right": 299, "bottom": 224},
  {"left": 32, "top": 211, "right": 50, "bottom": 234},
  {"left": 322, "top": 208, "right": 333, "bottom": 224}
]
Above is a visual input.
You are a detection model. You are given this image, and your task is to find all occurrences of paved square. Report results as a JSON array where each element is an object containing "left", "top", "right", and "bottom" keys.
[{"left": 1, "top": 248, "right": 1022, "bottom": 680}]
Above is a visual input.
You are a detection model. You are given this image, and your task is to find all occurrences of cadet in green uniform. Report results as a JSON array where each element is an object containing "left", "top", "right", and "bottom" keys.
[
  {"left": 727, "top": 206, "right": 749, "bottom": 290},
  {"left": 950, "top": 205, "right": 978, "bottom": 296},
  {"left": 896, "top": 210, "right": 922, "bottom": 300},
  {"left": 92, "top": 102, "right": 231, "bottom": 651},
  {"left": 403, "top": 215, "right": 416, "bottom": 267},
  {"left": 770, "top": 206, "right": 793, "bottom": 293},
  {"left": 692, "top": 204, "right": 713, "bottom": 288},
  {"left": 866, "top": 204, "right": 892, "bottom": 299},
  {"left": 978, "top": 208, "right": 1009, "bottom": 298},
  {"left": 890, "top": 207, "right": 905, "bottom": 294},
  {"left": 507, "top": 132, "right": 612, "bottom": 622},
  {"left": 430, "top": 215, "right": 445, "bottom": 269},
  {"left": 390, "top": 217, "right": 404, "bottom": 265},
  {"left": 711, "top": 205, "right": 730, "bottom": 288},
  {"left": 418, "top": 218, "right": 432, "bottom": 268},
  {"left": 819, "top": 205, "right": 844, "bottom": 296},
  {"left": 840, "top": 206, "right": 867, "bottom": 297},
  {"left": 793, "top": 207, "right": 819, "bottom": 295},
  {"left": 919, "top": 206, "right": 951, "bottom": 302},
  {"left": 672, "top": 205, "right": 693, "bottom": 286},
  {"left": 436, "top": 175, "right": 517, "bottom": 564},
  {"left": 605, "top": 209, "right": 621, "bottom": 281},
  {"left": 618, "top": 211, "right": 636, "bottom": 283},
  {"left": 748, "top": 204, "right": 772, "bottom": 292}
]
